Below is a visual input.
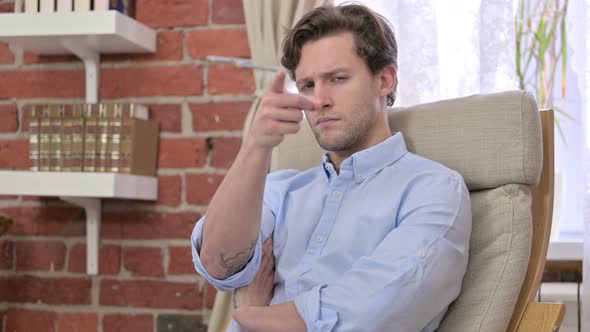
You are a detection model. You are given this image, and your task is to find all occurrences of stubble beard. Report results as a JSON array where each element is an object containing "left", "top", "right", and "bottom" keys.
[{"left": 313, "top": 108, "right": 375, "bottom": 153}]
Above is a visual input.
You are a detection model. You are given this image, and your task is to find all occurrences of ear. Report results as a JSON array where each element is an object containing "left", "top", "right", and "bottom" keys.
[{"left": 378, "top": 64, "right": 396, "bottom": 99}]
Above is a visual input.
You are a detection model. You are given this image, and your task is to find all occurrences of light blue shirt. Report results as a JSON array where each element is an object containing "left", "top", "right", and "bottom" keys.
[{"left": 191, "top": 132, "right": 472, "bottom": 332}]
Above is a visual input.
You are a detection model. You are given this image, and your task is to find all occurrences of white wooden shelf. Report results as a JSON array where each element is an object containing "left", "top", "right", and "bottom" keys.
[
  {"left": 540, "top": 282, "right": 580, "bottom": 303},
  {"left": 0, "top": 11, "right": 156, "bottom": 103},
  {"left": 0, "top": 171, "right": 158, "bottom": 275},
  {"left": 547, "top": 240, "right": 584, "bottom": 261},
  {"left": 0, "top": 171, "right": 157, "bottom": 199}
]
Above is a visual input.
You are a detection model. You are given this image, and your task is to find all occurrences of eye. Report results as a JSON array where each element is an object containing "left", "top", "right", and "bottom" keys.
[
  {"left": 331, "top": 76, "right": 348, "bottom": 83},
  {"left": 299, "top": 82, "right": 314, "bottom": 92}
]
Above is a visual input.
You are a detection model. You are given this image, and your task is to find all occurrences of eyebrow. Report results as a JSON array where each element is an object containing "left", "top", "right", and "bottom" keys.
[{"left": 296, "top": 67, "right": 352, "bottom": 86}]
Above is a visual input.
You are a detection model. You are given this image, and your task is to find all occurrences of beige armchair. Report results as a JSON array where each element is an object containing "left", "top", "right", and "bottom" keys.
[{"left": 208, "top": 91, "right": 564, "bottom": 332}]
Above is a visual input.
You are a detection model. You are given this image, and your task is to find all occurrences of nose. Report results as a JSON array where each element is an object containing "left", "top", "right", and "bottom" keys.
[{"left": 314, "top": 84, "right": 334, "bottom": 110}]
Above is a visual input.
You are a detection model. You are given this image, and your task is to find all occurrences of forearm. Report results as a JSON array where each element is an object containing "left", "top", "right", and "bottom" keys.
[
  {"left": 233, "top": 302, "right": 306, "bottom": 332},
  {"left": 201, "top": 141, "right": 272, "bottom": 279}
]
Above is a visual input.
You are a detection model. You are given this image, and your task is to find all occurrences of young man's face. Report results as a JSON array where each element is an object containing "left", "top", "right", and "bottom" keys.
[{"left": 294, "top": 31, "right": 387, "bottom": 154}]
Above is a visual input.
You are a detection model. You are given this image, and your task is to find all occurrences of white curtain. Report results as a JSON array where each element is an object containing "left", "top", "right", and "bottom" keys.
[
  {"left": 349, "top": 0, "right": 590, "bottom": 329},
  {"left": 207, "top": 2, "right": 330, "bottom": 331},
  {"left": 339, "top": 0, "right": 518, "bottom": 106},
  {"left": 582, "top": 0, "right": 590, "bottom": 329}
]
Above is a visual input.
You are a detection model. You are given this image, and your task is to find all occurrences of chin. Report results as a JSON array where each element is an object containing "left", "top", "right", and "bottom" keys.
[{"left": 317, "top": 139, "right": 353, "bottom": 152}]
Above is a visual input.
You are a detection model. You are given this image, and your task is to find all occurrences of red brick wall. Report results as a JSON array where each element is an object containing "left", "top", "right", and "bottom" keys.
[{"left": 0, "top": 0, "right": 253, "bottom": 331}]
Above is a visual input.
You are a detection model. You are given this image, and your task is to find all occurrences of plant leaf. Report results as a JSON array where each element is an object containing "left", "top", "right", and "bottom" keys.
[
  {"left": 552, "top": 104, "right": 576, "bottom": 122},
  {"left": 554, "top": 115, "right": 567, "bottom": 145}
]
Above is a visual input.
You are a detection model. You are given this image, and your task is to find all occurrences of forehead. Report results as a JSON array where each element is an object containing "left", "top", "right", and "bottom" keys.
[{"left": 294, "top": 32, "right": 365, "bottom": 80}]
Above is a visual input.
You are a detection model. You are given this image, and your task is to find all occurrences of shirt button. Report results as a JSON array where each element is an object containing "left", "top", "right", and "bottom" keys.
[
  {"left": 332, "top": 191, "right": 341, "bottom": 198},
  {"left": 325, "top": 165, "right": 331, "bottom": 171},
  {"left": 419, "top": 249, "right": 426, "bottom": 258},
  {"left": 356, "top": 176, "right": 365, "bottom": 182},
  {"left": 316, "top": 235, "right": 323, "bottom": 242}
]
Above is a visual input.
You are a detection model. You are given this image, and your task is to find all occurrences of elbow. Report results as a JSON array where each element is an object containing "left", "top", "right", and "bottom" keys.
[
  {"left": 200, "top": 247, "right": 227, "bottom": 280},
  {"left": 200, "top": 224, "right": 229, "bottom": 279}
]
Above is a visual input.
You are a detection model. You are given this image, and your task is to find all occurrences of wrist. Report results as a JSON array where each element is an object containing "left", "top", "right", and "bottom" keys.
[
  {"left": 236, "top": 140, "right": 272, "bottom": 170},
  {"left": 241, "top": 138, "right": 273, "bottom": 157},
  {"left": 232, "top": 306, "right": 250, "bottom": 326}
]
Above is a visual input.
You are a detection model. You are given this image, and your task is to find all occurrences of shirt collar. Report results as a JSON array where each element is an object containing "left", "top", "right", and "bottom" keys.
[{"left": 321, "top": 132, "right": 408, "bottom": 179}]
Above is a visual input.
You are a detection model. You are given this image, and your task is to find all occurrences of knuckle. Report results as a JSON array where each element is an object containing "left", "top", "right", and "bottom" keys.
[{"left": 261, "top": 93, "right": 275, "bottom": 105}]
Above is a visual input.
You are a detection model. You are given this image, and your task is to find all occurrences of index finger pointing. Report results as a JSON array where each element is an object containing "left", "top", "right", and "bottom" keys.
[
  {"left": 269, "top": 70, "right": 286, "bottom": 94},
  {"left": 274, "top": 93, "right": 320, "bottom": 111}
]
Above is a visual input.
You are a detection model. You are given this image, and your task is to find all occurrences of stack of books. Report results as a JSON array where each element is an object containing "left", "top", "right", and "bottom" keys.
[
  {"left": 20, "top": 0, "right": 135, "bottom": 15},
  {"left": 28, "top": 103, "right": 159, "bottom": 176}
]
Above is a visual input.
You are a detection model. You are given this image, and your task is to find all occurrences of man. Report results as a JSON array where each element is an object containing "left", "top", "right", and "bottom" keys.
[{"left": 191, "top": 4, "right": 472, "bottom": 331}]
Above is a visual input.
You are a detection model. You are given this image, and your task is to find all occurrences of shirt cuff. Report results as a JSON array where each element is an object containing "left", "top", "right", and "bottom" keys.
[
  {"left": 294, "top": 284, "right": 338, "bottom": 332},
  {"left": 190, "top": 217, "right": 262, "bottom": 291}
]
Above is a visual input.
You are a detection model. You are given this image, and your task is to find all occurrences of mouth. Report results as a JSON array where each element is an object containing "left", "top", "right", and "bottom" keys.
[{"left": 316, "top": 117, "right": 339, "bottom": 127}]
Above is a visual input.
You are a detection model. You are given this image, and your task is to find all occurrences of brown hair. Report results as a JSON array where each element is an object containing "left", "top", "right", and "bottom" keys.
[{"left": 281, "top": 3, "right": 398, "bottom": 106}]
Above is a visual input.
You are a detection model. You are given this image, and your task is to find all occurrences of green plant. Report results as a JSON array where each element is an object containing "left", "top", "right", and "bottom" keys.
[{"left": 515, "top": 0, "right": 574, "bottom": 142}]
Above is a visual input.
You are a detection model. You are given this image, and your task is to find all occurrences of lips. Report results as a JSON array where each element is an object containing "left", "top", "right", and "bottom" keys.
[{"left": 316, "top": 117, "right": 339, "bottom": 126}]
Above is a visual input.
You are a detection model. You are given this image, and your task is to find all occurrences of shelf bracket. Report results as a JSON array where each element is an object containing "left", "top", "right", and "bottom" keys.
[
  {"left": 60, "top": 196, "right": 101, "bottom": 275},
  {"left": 62, "top": 40, "right": 100, "bottom": 104}
]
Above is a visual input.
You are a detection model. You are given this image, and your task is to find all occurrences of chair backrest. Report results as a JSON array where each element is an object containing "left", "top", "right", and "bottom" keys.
[
  {"left": 265, "top": 91, "right": 550, "bottom": 331},
  {"left": 508, "top": 109, "right": 554, "bottom": 331}
]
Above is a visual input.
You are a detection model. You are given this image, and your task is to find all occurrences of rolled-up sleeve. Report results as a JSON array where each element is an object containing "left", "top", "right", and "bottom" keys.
[
  {"left": 190, "top": 169, "right": 297, "bottom": 292},
  {"left": 294, "top": 173, "right": 472, "bottom": 332},
  {"left": 191, "top": 206, "right": 276, "bottom": 291},
  {"left": 294, "top": 285, "right": 339, "bottom": 332}
]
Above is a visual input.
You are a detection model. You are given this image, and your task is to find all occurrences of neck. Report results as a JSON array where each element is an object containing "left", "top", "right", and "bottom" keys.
[{"left": 328, "top": 115, "right": 391, "bottom": 173}]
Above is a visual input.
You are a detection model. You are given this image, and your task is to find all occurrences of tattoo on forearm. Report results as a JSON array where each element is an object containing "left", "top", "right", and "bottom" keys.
[{"left": 219, "top": 240, "right": 257, "bottom": 279}]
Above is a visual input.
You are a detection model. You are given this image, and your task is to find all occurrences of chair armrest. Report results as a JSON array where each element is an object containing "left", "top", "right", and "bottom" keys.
[
  {"left": 516, "top": 302, "right": 566, "bottom": 332},
  {"left": 208, "top": 291, "right": 233, "bottom": 332}
]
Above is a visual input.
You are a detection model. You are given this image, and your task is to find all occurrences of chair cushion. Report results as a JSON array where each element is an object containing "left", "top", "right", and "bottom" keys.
[
  {"left": 438, "top": 184, "right": 532, "bottom": 332},
  {"left": 390, "top": 90, "right": 542, "bottom": 190}
]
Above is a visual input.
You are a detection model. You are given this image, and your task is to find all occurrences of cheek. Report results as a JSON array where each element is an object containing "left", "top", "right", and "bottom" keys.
[
  {"left": 303, "top": 111, "right": 316, "bottom": 123},
  {"left": 340, "top": 79, "right": 375, "bottom": 100}
]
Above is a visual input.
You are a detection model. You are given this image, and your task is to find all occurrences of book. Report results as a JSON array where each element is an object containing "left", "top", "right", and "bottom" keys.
[
  {"left": 110, "top": 0, "right": 123, "bottom": 12},
  {"left": 123, "top": 103, "right": 148, "bottom": 119},
  {"left": 93, "top": 0, "right": 108, "bottom": 10},
  {"left": 70, "top": 104, "right": 85, "bottom": 172},
  {"left": 28, "top": 105, "right": 41, "bottom": 171},
  {"left": 96, "top": 103, "right": 110, "bottom": 172},
  {"left": 92, "top": 0, "right": 135, "bottom": 16},
  {"left": 123, "top": 0, "right": 135, "bottom": 17},
  {"left": 57, "top": 0, "right": 72, "bottom": 11},
  {"left": 47, "top": 105, "right": 63, "bottom": 171},
  {"left": 119, "top": 117, "right": 159, "bottom": 176},
  {"left": 25, "top": 0, "right": 39, "bottom": 12},
  {"left": 73, "top": 0, "right": 90, "bottom": 11},
  {"left": 60, "top": 104, "right": 85, "bottom": 172},
  {"left": 39, "top": 0, "right": 54, "bottom": 12},
  {"left": 14, "top": 0, "right": 24, "bottom": 12},
  {"left": 60, "top": 104, "right": 73, "bottom": 171},
  {"left": 38, "top": 106, "right": 51, "bottom": 171},
  {"left": 104, "top": 104, "right": 120, "bottom": 172},
  {"left": 96, "top": 102, "right": 146, "bottom": 173},
  {"left": 83, "top": 104, "right": 99, "bottom": 172}
]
